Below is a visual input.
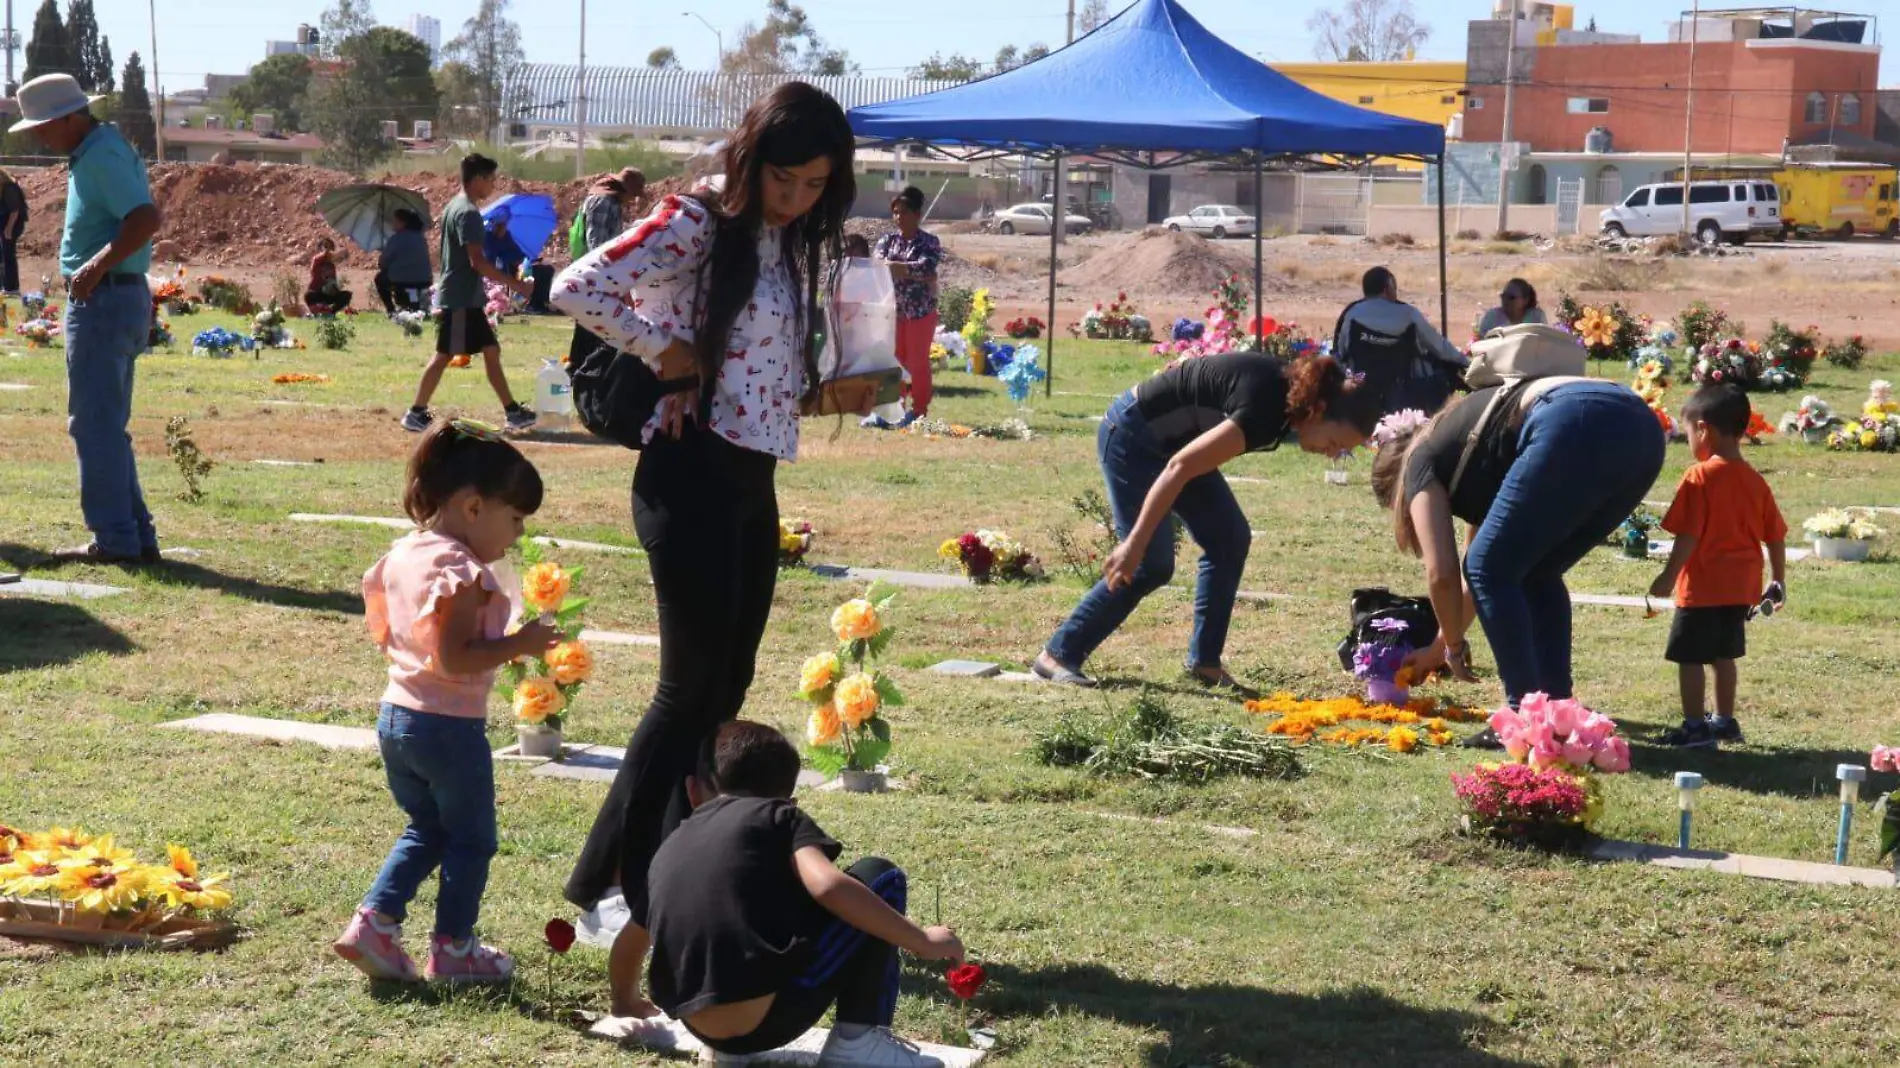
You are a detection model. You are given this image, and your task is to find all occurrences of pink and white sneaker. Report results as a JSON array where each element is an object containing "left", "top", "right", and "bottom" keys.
[
  {"left": 332, "top": 908, "right": 420, "bottom": 982},
  {"left": 424, "top": 934, "right": 516, "bottom": 984}
]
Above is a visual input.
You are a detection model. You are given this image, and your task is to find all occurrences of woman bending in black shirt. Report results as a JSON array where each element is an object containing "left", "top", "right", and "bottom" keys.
[{"left": 1034, "top": 353, "right": 1382, "bottom": 689}]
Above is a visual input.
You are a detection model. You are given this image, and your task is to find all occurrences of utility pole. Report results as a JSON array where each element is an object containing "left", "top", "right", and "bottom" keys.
[
  {"left": 1681, "top": 0, "right": 1699, "bottom": 236},
  {"left": 575, "top": 0, "right": 587, "bottom": 180},
  {"left": 150, "top": 0, "right": 165, "bottom": 163},
  {"left": 4, "top": 0, "right": 15, "bottom": 96},
  {"left": 1495, "top": 0, "right": 1519, "bottom": 235},
  {"left": 1054, "top": 0, "right": 1075, "bottom": 247}
]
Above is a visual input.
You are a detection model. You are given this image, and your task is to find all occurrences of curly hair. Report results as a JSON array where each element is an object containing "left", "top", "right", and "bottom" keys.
[{"left": 1285, "top": 353, "right": 1383, "bottom": 436}]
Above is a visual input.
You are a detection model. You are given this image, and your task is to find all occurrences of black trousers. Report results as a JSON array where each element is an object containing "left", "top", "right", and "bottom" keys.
[
  {"left": 0, "top": 236, "right": 18, "bottom": 293},
  {"left": 305, "top": 289, "right": 353, "bottom": 312},
  {"left": 565, "top": 428, "right": 780, "bottom": 915},
  {"left": 691, "top": 858, "right": 906, "bottom": 1056},
  {"left": 374, "top": 271, "right": 428, "bottom": 314}
]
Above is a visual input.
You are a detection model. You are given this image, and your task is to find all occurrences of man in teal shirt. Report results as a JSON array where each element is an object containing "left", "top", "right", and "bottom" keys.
[{"left": 13, "top": 74, "right": 163, "bottom": 563}]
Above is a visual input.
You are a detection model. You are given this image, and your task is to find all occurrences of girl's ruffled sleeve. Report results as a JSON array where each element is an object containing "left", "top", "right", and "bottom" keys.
[
  {"left": 410, "top": 546, "right": 506, "bottom": 668},
  {"left": 551, "top": 194, "right": 714, "bottom": 369}
]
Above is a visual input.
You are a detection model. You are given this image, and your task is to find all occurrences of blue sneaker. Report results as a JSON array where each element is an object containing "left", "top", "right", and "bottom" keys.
[
  {"left": 1708, "top": 715, "right": 1745, "bottom": 744},
  {"left": 1661, "top": 718, "right": 1718, "bottom": 748}
]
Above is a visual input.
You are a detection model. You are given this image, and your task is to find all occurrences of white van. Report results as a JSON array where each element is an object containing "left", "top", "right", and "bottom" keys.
[{"left": 1599, "top": 180, "right": 1781, "bottom": 244}]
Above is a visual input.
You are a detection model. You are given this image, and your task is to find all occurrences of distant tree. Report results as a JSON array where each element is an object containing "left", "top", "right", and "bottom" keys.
[
  {"left": 1586, "top": 16, "right": 1598, "bottom": 32},
  {"left": 23, "top": 0, "right": 73, "bottom": 82},
  {"left": 117, "top": 50, "right": 156, "bottom": 157},
  {"left": 230, "top": 54, "right": 313, "bottom": 132},
  {"left": 1308, "top": 0, "right": 1431, "bottom": 62},
  {"left": 721, "top": 0, "right": 854, "bottom": 77},
  {"left": 912, "top": 52, "right": 983, "bottom": 81},
  {"left": 646, "top": 46, "right": 680, "bottom": 70},
  {"left": 309, "top": 25, "right": 438, "bottom": 172},
  {"left": 319, "top": 0, "right": 377, "bottom": 58},
  {"left": 993, "top": 43, "right": 1049, "bottom": 73},
  {"left": 1077, "top": 0, "right": 1111, "bottom": 34},
  {"left": 67, "top": 0, "right": 111, "bottom": 92},
  {"left": 442, "top": 0, "right": 526, "bottom": 141}
]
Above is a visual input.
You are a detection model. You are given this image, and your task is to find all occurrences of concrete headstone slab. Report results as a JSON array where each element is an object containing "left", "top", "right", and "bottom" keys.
[
  {"left": 253, "top": 459, "right": 321, "bottom": 468},
  {"left": 532, "top": 535, "right": 644, "bottom": 557},
  {"left": 0, "top": 577, "right": 129, "bottom": 600},
  {"left": 0, "top": 382, "right": 31, "bottom": 391},
  {"left": 289, "top": 513, "right": 414, "bottom": 530},
  {"left": 578, "top": 629, "right": 661, "bottom": 647},
  {"left": 1587, "top": 839, "right": 1897, "bottom": 889},
  {"left": 809, "top": 564, "right": 971, "bottom": 589},
  {"left": 1571, "top": 593, "right": 1661, "bottom": 610},
  {"left": 158, "top": 712, "right": 378, "bottom": 751},
  {"left": 588, "top": 1014, "right": 985, "bottom": 1066},
  {"left": 930, "top": 659, "right": 1004, "bottom": 678}
]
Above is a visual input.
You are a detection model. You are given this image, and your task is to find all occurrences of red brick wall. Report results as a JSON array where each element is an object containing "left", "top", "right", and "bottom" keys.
[{"left": 1462, "top": 41, "right": 1879, "bottom": 154}]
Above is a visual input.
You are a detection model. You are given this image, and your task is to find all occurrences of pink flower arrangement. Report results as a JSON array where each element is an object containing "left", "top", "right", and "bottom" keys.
[
  {"left": 1486, "top": 693, "right": 1630, "bottom": 774},
  {"left": 1452, "top": 762, "right": 1589, "bottom": 828},
  {"left": 1872, "top": 745, "right": 1900, "bottom": 773}
]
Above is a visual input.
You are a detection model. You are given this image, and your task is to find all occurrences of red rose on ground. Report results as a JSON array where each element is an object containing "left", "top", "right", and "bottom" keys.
[
  {"left": 545, "top": 918, "right": 576, "bottom": 954},
  {"left": 947, "top": 962, "right": 988, "bottom": 1000}
]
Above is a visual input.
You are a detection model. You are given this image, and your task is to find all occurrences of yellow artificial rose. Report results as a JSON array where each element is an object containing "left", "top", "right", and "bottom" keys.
[
  {"left": 808, "top": 701, "right": 843, "bottom": 747},
  {"left": 938, "top": 539, "right": 961, "bottom": 560},
  {"left": 1861, "top": 430, "right": 1878, "bottom": 449},
  {"left": 546, "top": 641, "right": 594, "bottom": 686},
  {"left": 831, "top": 599, "right": 881, "bottom": 642},
  {"left": 799, "top": 653, "right": 840, "bottom": 699},
  {"left": 834, "top": 673, "right": 881, "bottom": 728},
  {"left": 521, "top": 562, "right": 571, "bottom": 614},
  {"left": 514, "top": 677, "right": 566, "bottom": 724}
]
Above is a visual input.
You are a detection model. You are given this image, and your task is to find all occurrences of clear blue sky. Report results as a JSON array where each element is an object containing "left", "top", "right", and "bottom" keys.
[{"left": 72, "top": 0, "right": 1895, "bottom": 93}]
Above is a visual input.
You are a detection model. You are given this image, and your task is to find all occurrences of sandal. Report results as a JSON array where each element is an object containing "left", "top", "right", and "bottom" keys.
[{"left": 1032, "top": 652, "right": 1097, "bottom": 688}]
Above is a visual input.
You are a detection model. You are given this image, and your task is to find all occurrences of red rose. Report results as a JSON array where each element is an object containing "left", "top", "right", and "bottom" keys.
[
  {"left": 946, "top": 962, "right": 987, "bottom": 1000},
  {"left": 544, "top": 918, "right": 576, "bottom": 954}
]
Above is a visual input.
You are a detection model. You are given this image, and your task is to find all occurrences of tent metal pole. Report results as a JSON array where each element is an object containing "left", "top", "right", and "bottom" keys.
[
  {"left": 1436, "top": 153, "right": 1450, "bottom": 336},
  {"left": 1253, "top": 151, "right": 1263, "bottom": 350},
  {"left": 1047, "top": 148, "right": 1061, "bottom": 398}
]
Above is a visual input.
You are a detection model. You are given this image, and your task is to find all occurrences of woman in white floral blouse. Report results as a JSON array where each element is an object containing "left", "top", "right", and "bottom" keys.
[{"left": 551, "top": 82, "right": 862, "bottom": 1021}]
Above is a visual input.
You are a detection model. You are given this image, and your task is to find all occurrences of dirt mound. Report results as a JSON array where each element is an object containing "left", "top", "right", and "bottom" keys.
[
  {"left": 12, "top": 162, "right": 694, "bottom": 272},
  {"left": 1061, "top": 227, "right": 1281, "bottom": 300}
]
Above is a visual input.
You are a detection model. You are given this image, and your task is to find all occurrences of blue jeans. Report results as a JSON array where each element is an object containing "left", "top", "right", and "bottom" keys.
[
  {"left": 1464, "top": 382, "right": 1665, "bottom": 705},
  {"left": 1047, "top": 393, "right": 1252, "bottom": 670},
  {"left": 64, "top": 280, "right": 155, "bottom": 557},
  {"left": 362, "top": 704, "right": 498, "bottom": 939}
]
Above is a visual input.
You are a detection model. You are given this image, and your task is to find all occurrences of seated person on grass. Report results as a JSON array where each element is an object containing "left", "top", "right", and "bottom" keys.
[{"left": 636, "top": 721, "right": 965, "bottom": 1068}]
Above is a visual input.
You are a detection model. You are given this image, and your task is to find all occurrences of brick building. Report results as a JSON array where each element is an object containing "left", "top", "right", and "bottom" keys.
[{"left": 1460, "top": 8, "right": 1880, "bottom": 157}]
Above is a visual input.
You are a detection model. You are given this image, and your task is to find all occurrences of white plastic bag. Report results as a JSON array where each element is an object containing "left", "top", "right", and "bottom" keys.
[{"left": 816, "top": 258, "right": 904, "bottom": 414}]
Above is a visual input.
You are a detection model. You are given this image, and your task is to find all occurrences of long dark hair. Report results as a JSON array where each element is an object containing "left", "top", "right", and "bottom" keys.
[{"left": 698, "top": 82, "right": 856, "bottom": 403}]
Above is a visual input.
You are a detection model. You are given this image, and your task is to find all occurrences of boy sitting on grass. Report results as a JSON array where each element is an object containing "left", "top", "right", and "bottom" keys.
[
  {"left": 640, "top": 721, "right": 964, "bottom": 1067},
  {"left": 1651, "top": 383, "right": 1787, "bottom": 748}
]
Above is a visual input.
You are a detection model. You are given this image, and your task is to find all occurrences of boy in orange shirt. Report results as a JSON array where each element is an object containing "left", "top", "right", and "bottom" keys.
[{"left": 1650, "top": 384, "right": 1787, "bottom": 748}]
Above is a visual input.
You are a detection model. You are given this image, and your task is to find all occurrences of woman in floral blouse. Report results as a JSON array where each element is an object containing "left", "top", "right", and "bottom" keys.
[
  {"left": 550, "top": 82, "right": 861, "bottom": 1021},
  {"left": 871, "top": 186, "right": 943, "bottom": 426}
]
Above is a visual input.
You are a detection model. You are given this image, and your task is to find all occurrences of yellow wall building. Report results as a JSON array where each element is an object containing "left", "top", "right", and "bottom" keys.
[{"left": 1269, "top": 60, "right": 1468, "bottom": 169}]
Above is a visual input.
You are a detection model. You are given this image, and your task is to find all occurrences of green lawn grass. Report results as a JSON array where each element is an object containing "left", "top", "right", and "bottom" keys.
[{"left": 3, "top": 312, "right": 1899, "bottom": 1065}]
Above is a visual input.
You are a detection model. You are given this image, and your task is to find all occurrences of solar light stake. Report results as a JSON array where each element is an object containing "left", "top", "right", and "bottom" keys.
[
  {"left": 1674, "top": 771, "right": 1703, "bottom": 850},
  {"left": 1835, "top": 764, "right": 1867, "bottom": 865}
]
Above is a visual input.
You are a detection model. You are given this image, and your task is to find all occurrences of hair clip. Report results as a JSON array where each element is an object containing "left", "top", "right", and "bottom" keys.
[
  {"left": 1347, "top": 370, "right": 1367, "bottom": 386},
  {"left": 450, "top": 418, "right": 505, "bottom": 443}
]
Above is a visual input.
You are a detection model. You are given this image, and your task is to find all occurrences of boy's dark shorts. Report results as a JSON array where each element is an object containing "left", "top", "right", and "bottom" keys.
[
  {"left": 1666, "top": 606, "right": 1748, "bottom": 665},
  {"left": 437, "top": 308, "right": 498, "bottom": 356}
]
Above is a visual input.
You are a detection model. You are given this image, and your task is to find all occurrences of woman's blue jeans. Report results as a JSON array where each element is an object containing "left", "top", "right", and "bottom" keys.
[
  {"left": 1464, "top": 382, "right": 1665, "bottom": 705},
  {"left": 1046, "top": 393, "right": 1251, "bottom": 670}
]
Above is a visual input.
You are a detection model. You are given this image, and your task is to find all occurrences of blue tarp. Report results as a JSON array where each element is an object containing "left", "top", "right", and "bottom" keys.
[
  {"left": 482, "top": 193, "right": 558, "bottom": 264},
  {"left": 848, "top": 0, "right": 1444, "bottom": 160}
]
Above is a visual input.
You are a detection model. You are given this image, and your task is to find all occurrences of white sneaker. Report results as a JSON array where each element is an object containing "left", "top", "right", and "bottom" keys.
[{"left": 817, "top": 1028, "right": 944, "bottom": 1068}]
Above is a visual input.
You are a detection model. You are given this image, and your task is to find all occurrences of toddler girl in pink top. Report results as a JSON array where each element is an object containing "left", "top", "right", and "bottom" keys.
[{"left": 333, "top": 419, "right": 557, "bottom": 985}]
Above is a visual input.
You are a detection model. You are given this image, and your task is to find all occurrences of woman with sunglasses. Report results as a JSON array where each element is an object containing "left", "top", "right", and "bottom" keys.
[{"left": 1475, "top": 278, "right": 1545, "bottom": 338}]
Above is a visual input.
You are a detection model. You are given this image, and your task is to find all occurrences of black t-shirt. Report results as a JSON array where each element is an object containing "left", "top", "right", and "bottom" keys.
[
  {"left": 1132, "top": 353, "right": 1290, "bottom": 454},
  {"left": 1402, "top": 386, "right": 1522, "bottom": 525},
  {"left": 646, "top": 795, "right": 842, "bottom": 1018}
]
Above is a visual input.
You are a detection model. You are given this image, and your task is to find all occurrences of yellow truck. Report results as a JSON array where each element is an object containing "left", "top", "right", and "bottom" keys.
[{"left": 1775, "top": 165, "right": 1899, "bottom": 239}]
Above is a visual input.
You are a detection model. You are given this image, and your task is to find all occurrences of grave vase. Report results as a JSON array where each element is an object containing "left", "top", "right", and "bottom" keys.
[
  {"left": 1813, "top": 537, "right": 1872, "bottom": 562},
  {"left": 1365, "top": 678, "right": 1409, "bottom": 707},
  {"left": 839, "top": 768, "right": 889, "bottom": 794},
  {"left": 517, "top": 724, "right": 564, "bottom": 759}
]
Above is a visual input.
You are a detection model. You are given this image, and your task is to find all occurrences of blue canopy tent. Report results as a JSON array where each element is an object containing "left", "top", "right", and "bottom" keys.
[
  {"left": 482, "top": 193, "right": 560, "bottom": 264},
  {"left": 848, "top": 0, "right": 1449, "bottom": 393}
]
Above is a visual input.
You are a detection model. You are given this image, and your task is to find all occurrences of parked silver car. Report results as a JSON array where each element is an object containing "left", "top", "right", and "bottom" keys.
[
  {"left": 1163, "top": 204, "right": 1256, "bottom": 239},
  {"left": 992, "top": 202, "right": 1093, "bottom": 236}
]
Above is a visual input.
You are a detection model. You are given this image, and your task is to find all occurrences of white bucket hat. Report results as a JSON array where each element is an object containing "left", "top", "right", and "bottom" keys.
[{"left": 9, "top": 73, "right": 102, "bottom": 134}]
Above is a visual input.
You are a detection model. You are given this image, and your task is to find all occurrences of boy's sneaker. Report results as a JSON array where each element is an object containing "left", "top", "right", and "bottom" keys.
[
  {"left": 860, "top": 414, "right": 892, "bottom": 430},
  {"left": 817, "top": 1028, "right": 944, "bottom": 1068},
  {"left": 1708, "top": 715, "right": 1745, "bottom": 744},
  {"left": 504, "top": 404, "right": 538, "bottom": 432},
  {"left": 1461, "top": 726, "right": 1504, "bottom": 750},
  {"left": 1661, "top": 718, "right": 1718, "bottom": 748},
  {"left": 896, "top": 411, "right": 921, "bottom": 429},
  {"left": 424, "top": 934, "right": 515, "bottom": 984},
  {"left": 400, "top": 407, "right": 433, "bottom": 433},
  {"left": 332, "top": 908, "right": 420, "bottom": 982}
]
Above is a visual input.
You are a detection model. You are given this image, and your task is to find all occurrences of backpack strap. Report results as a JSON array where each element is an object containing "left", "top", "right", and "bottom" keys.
[{"left": 1446, "top": 382, "right": 1520, "bottom": 500}]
